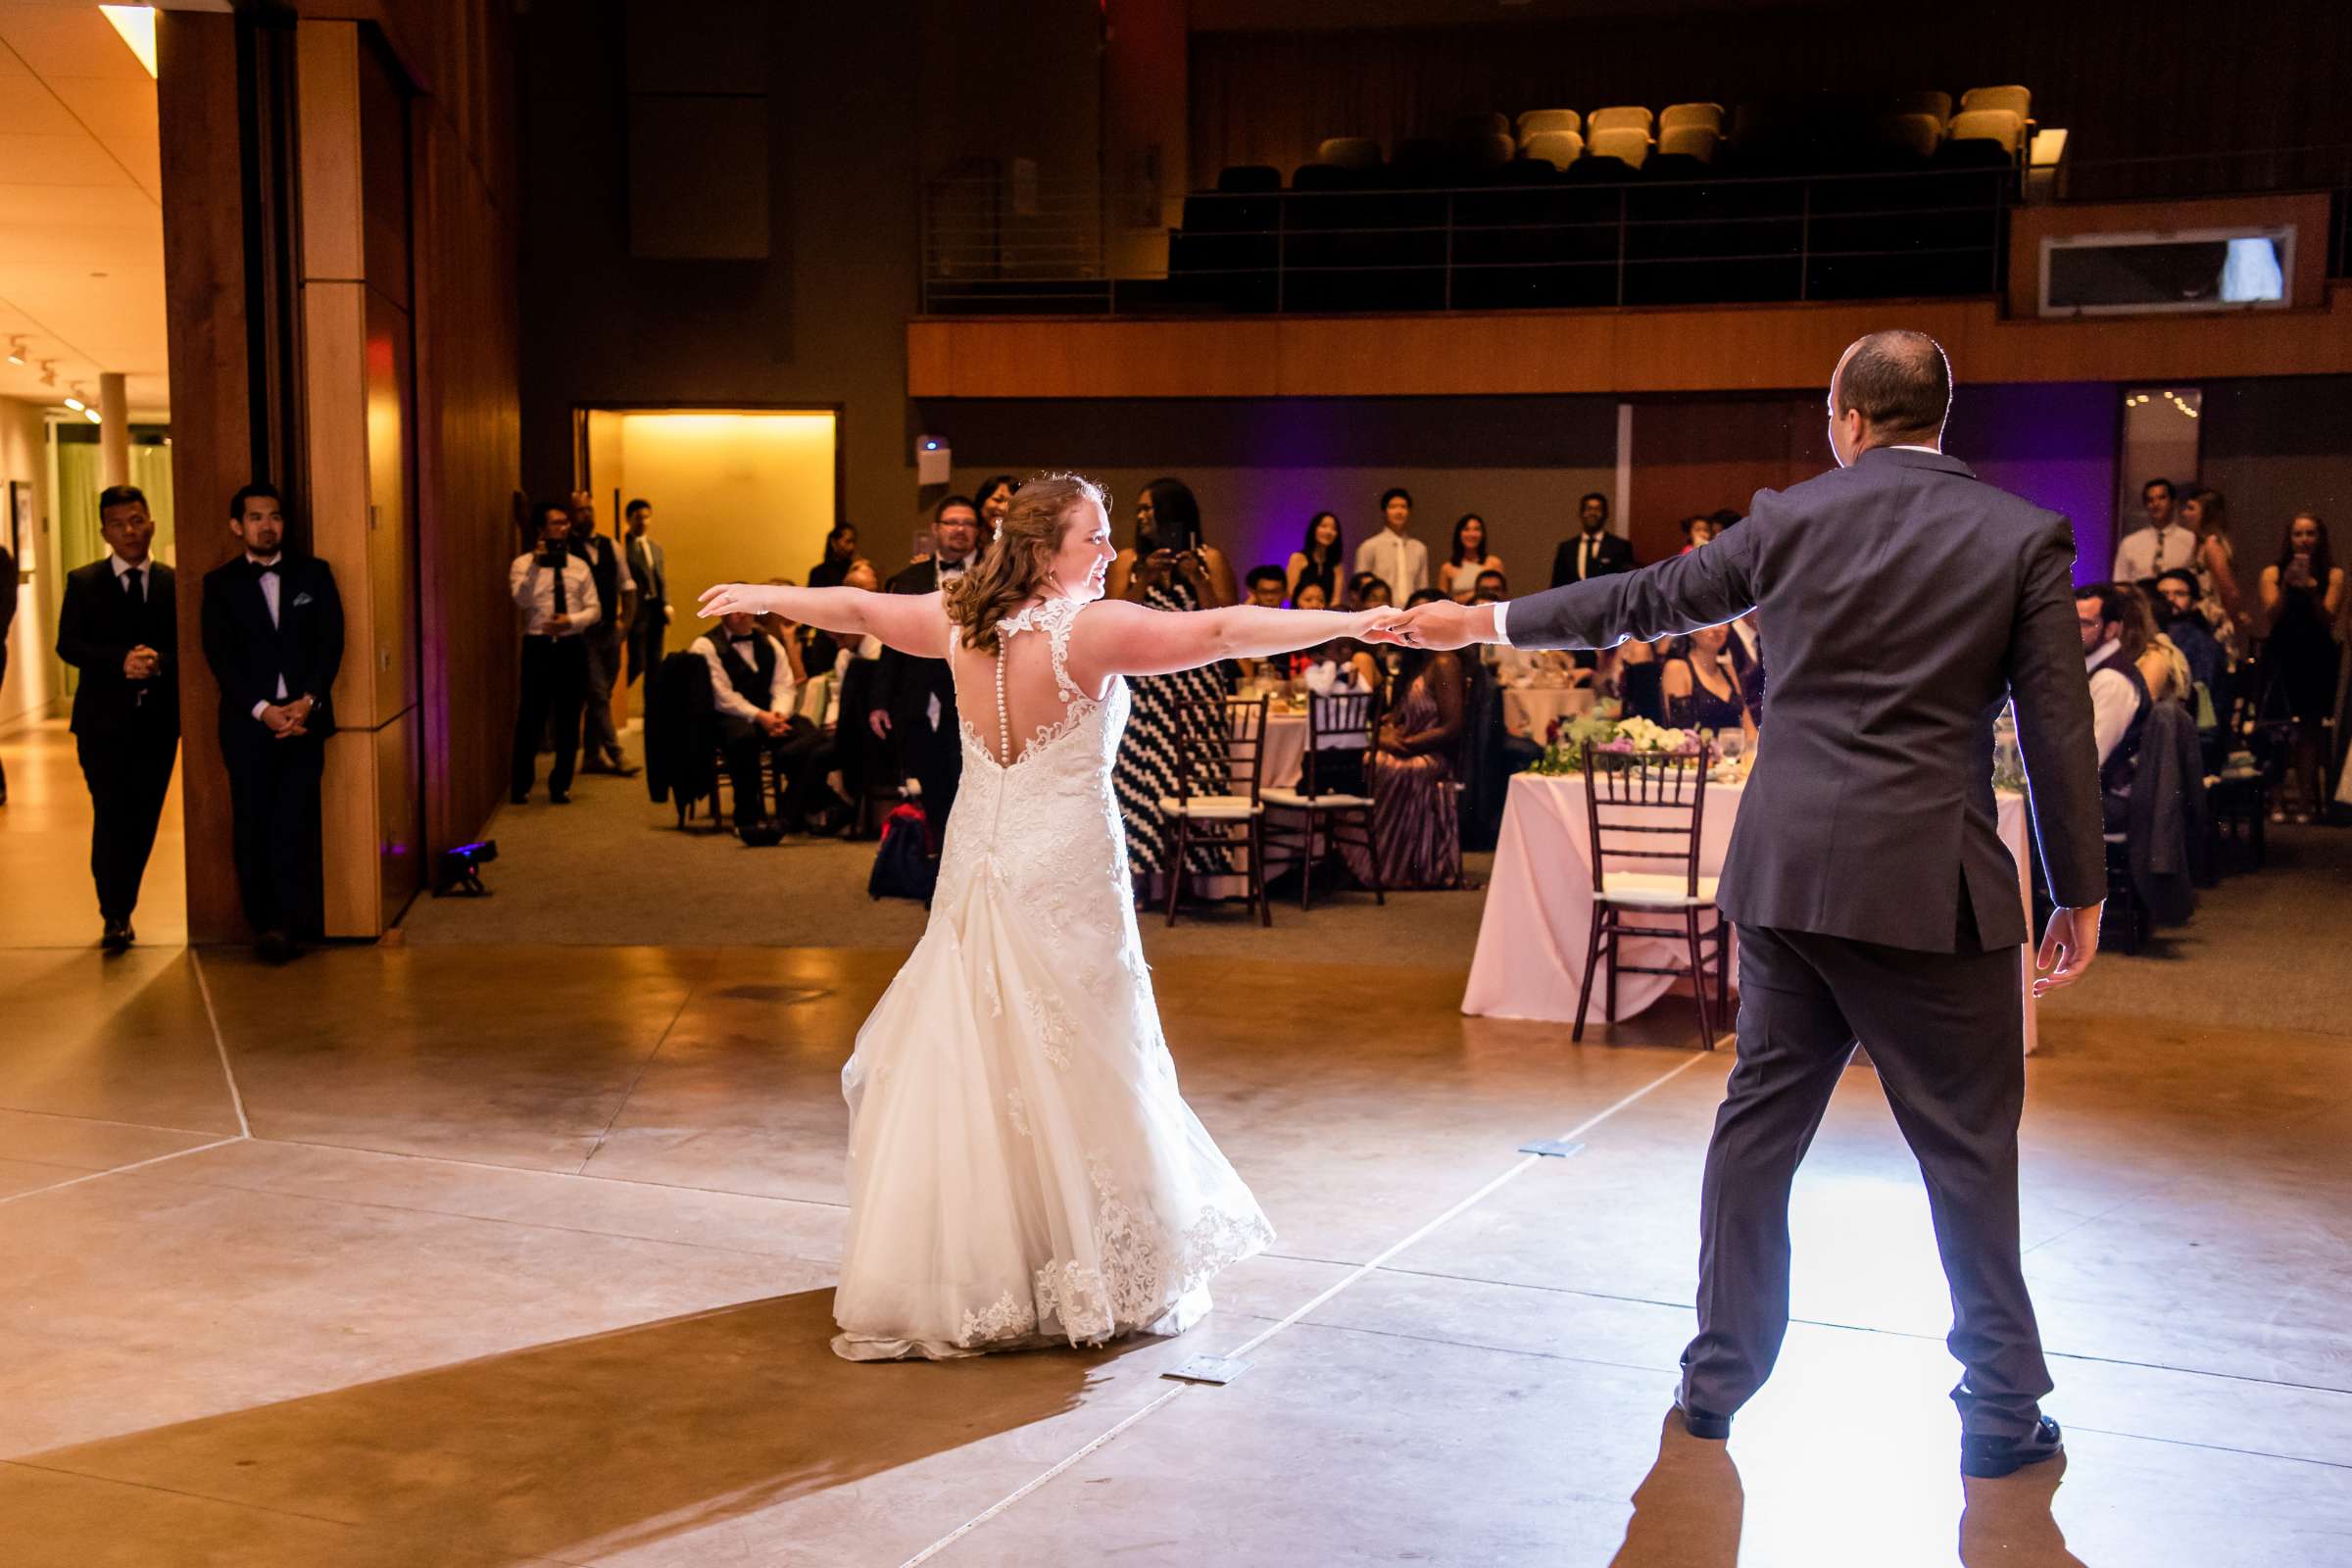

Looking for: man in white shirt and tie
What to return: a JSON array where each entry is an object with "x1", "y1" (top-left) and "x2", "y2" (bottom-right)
[
  {"x1": 1353, "y1": 487, "x2": 1429, "y2": 603},
  {"x1": 2078, "y1": 583, "x2": 2149, "y2": 833},
  {"x1": 2110, "y1": 477, "x2": 2199, "y2": 583},
  {"x1": 691, "y1": 609, "x2": 836, "y2": 833},
  {"x1": 508, "y1": 500, "x2": 602, "y2": 806}
]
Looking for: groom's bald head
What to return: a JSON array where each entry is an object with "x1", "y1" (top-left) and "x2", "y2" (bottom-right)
[{"x1": 1829, "y1": 330, "x2": 1952, "y2": 460}]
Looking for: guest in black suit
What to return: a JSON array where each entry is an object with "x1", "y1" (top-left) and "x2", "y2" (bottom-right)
[
  {"x1": 1548, "y1": 491, "x2": 1636, "y2": 588},
  {"x1": 567, "y1": 495, "x2": 634, "y2": 775},
  {"x1": 200, "y1": 483, "x2": 344, "y2": 961},
  {"x1": 509, "y1": 500, "x2": 601, "y2": 806},
  {"x1": 56, "y1": 485, "x2": 180, "y2": 951},
  {"x1": 622, "y1": 498, "x2": 668, "y2": 689},
  {"x1": 1384, "y1": 331, "x2": 2107, "y2": 1482},
  {"x1": 868, "y1": 494, "x2": 980, "y2": 822}
]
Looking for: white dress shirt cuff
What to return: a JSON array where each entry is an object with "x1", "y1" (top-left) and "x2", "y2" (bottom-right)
[
  {"x1": 1491, "y1": 601, "x2": 1513, "y2": 646},
  {"x1": 251, "y1": 700, "x2": 270, "y2": 720}
]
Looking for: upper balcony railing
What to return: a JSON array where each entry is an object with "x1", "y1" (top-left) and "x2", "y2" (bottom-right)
[{"x1": 919, "y1": 145, "x2": 2352, "y2": 318}]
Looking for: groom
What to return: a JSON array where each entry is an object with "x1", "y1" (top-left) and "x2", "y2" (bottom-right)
[{"x1": 1381, "y1": 331, "x2": 2105, "y2": 1480}]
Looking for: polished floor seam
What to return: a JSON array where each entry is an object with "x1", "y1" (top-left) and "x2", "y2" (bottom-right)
[
  {"x1": 0, "y1": 1104, "x2": 233, "y2": 1139},
  {"x1": 2065, "y1": 1421, "x2": 2352, "y2": 1471},
  {"x1": 187, "y1": 949, "x2": 254, "y2": 1140},
  {"x1": 0, "y1": 1136, "x2": 246, "y2": 1207},
  {"x1": 901, "y1": 1051, "x2": 1714, "y2": 1568},
  {"x1": 242, "y1": 1132, "x2": 857, "y2": 1207},
  {"x1": 573, "y1": 981, "x2": 702, "y2": 1176}
]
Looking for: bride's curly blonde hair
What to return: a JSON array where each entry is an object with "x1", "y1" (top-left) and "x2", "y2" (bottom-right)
[{"x1": 946, "y1": 471, "x2": 1108, "y2": 657}]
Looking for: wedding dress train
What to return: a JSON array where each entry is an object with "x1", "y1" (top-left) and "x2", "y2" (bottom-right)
[{"x1": 830, "y1": 596, "x2": 1273, "y2": 1360}]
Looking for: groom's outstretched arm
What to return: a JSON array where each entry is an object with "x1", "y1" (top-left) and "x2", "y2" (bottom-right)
[{"x1": 1501, "y1": 504, "x2": 1764, "y2": 651}]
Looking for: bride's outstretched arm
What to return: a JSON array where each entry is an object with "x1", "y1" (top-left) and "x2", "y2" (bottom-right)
[
  {"x1": 1073, "y1": 599, "x2": 1383, "y2": 680},
  {"x1": 697, "y1": 582, "x2": 951, "y2": 660}
]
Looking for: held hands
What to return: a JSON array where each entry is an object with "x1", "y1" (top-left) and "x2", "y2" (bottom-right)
[
  {"x1": 260, "y1": 695, "x2": 316, "y2": 740},
  {"x1": 122, "y1": 644, "x2": 162, "y2": 680},
  {"x1": 697, "y1": 583, "x2": 776, "y2": 619},
  {"x1": 2033, "y1": 904, "x2": 2102, "y2": 997},
  {"x1": 1363, "y1": 599, "x2": 1491, "y2": 651}
]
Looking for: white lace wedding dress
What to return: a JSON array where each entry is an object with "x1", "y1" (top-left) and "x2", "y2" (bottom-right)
[{"x1": 830, "y1": 595, "x2": 1274, "y2": 1360}]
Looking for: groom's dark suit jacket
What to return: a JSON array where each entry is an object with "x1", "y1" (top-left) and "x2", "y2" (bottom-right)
[{"x1": 1502, "y1": 445, "x2": 2104, "y2": 954}]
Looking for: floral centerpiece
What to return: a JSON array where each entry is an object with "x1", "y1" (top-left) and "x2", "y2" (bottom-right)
[{"x1": 1527, "y1": 712, "x2": 1705, "y2": 775}]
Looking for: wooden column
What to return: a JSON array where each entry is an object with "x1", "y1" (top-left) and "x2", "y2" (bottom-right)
[{"x1": 156, "y1": 10, "x2": 256, "y2": 943}]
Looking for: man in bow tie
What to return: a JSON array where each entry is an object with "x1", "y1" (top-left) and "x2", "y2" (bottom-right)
[
  {"x1": 200, "y1": 483, "x2": 345, "y2": 962},
  {"x1": 56, "y1": 484, "x2": 182, "y2": 951}
]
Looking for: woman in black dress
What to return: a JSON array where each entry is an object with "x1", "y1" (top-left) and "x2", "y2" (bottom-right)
[
  {"x1": 2259, "y1": 512, "x2": 2345, "y2": 821},
  {"x1": 1662, "y1": 624, "x2": 1758, "y2": 748},
  {"x1": 1286, "y1": 511, "x2": 1346, "y2": 605},
  {"x1": 1107, "y1": 478, "x2": 1239, "y2": 883}
]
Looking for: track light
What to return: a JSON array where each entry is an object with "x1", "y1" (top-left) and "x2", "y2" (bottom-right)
[
  {"x1": 63, "y1": 395, "x2": 85, "y2": 412},
  {"x1": 38, "y1": 360, "x2": 56, "y2": 386},
  {"x1": 4, "y1": 337, "x2": 24, "y2": 366},
  {"x1": 84, "y1": 409, "x2": 102, "y2": 424}
]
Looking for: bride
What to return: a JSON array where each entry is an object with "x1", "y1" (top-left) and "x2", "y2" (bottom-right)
[{"x1": 700, "y1": 473, "x2": 1386, "y2": 1360}]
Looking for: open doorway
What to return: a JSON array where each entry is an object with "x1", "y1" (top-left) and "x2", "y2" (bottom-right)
[
  {"x1": 0, "y1": 2, "x2": 181, "y2": 948},
  {"x1": 574, "y1": 407, "x2": 841, "y2": 730}
]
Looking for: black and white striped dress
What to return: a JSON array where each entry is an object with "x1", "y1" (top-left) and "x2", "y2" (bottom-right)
[{"x1": 1112, "y1": 576, "x2": 1234, "y2": 877}]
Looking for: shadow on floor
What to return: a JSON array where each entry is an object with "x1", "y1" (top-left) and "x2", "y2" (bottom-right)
[
  {"x1": 1609, "y1": 1409, "x2": 1742, "y2": 1567},
  {"x1": 17, "y1": 1289, "x2": 1117, "y2": 1563}
]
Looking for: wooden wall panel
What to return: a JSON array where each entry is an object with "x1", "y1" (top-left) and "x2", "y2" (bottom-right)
[
  {"x1": 1628, "y1": 397, "x2": 1829, "y2": 563},
  {"x1": 912, "y1": 287, "x2": 2352, "y2": 401},
  {"x1": 156, "y1": 10, "x2": 252, "y2": 943}
]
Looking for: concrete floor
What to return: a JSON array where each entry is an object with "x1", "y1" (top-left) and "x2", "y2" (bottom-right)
[{"x1": 3, "y1": 717, "x2": 2350, "y2": 1564}]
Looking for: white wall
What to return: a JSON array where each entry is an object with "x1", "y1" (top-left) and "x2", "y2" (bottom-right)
[{"x1": 0, "y1": 397, "x2": 61, "y2": 732}]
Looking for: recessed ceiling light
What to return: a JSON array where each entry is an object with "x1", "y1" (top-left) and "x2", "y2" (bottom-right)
[{"x1": 99, "y1": 6, "x2": 158, "y2": 79}]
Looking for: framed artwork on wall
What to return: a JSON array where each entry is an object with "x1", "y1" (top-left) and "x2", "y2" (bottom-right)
[{"x1": 7, "y1": 479, "x2": 29, "y2": 573}]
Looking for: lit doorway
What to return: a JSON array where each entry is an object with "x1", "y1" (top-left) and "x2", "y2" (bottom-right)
[{"x1": 574, "y1": 408, "x2": 842, "y2": 722}]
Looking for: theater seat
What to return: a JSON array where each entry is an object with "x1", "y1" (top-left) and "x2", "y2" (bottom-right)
[
  {"x1": 1657, "y1": 124, "x2": 1718, "y2": 163},
  {"x1": 1521, "y1": 129, "x2": 1583, "y2": 172},
  {"x1": 1588, "y1": 126, "x2": 1651, "y2": 168},
  {"x1": 1516, "y1": 108, "x2": 1581, "y2": 140},
  {"x1": 1588, "y1": 105, "x2": 1653, "y2": 136},
  {"x1": 1659, "y1": 102, "x2": 1723, "y2": 134},
  {"x1": 1318, "y1": 136, "x2": 1383, "y2": 172},
  {"x1": 1959, "y1": 84, "x2": 2032, "y2": 121}
]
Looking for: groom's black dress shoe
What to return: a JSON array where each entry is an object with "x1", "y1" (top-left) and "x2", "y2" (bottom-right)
[
  {"x1": 1674, "y1": 1393, "x2": 1732, "y2": 1441},
  {"x1": 1961, "y1": 1416, "x2": 2064, "y2": 1478}
]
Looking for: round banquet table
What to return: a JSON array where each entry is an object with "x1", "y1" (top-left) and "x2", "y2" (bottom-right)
[
  {"x1": 1462, "y1": 774, "x2": 2039, "y2": 1054},
  {"x1": 1500, "y1": 683, "x2": 1595, "y2": 742}
]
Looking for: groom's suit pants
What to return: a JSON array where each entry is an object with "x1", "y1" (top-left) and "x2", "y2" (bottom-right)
[{"x1": 1682, "y1": 915, "x2": 2052, "y2": 1441}]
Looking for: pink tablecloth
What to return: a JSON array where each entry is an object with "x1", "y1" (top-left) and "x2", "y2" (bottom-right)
[{"x1": 1462, "y1": 775, "x2": 2039, "y2": 1054}]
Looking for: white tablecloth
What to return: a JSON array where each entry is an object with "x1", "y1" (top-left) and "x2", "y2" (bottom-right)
[
  {"x1": 1462, "y1": 775, "x2": 2038, "y2": 1054},
  {"x1": 1500, "y1": 684, "x2": 1595, "y2": 742}
]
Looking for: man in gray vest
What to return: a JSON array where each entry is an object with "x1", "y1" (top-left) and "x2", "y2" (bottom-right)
[
  {"x1": 1379, "y1": 331, "x2": 2106, "y2": 1481},
  {"x1": 690, "y1": 609, "x2": 833, "y2": 833}
]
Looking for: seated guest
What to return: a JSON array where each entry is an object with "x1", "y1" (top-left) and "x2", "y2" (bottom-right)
[
  {"x1": 754, "y1": 576, "x2": 813, "y2": 687},
  {"x1": 1341, "y1": 590, "x2": 1466, "y2": 890},
  {"x1": 202, "y1": 483, "x2": 344, "y2": 961},
  {"x1": 1678, "y1": 514, "x2": 1715, "y2": 554},
  {"x1": 2080, "y1": 583, "x2": 2151, "y2": 833},
  {"x1": 1473, "y1": 567, "x2": 1508, "y2": 601},
  {"x1": 1237, "y1": 565, "x2": 1293, "y2": 680},
  {"x1": 692, "y1": 610, "x2": 838, "y2": 834},
  {"x1": 1345, "y1": 570, "x2": 1392, "y2": 612},
  {"x1": 808, "y1": 524, "x2": 858, "y2": 589},
  {"x1": 1287, "y1": 580, "x2": 1380, "y2": 692},
  {"x1": 826, "y1": 561, "x2": 891, "y2": 830},
  {"x1": 2116, "y1": 583, "x2": 2189, "y2": 706},
  {"x1": 1663, "y1": 623, "x2": 1759, "y2": 749},
  {"x1": 1605, "y1": 636, "x2": 1665, "y2": 723},
  {"x1": 974, "y1": 474, "x2": 1019, "y2": 542},
  {"x1": 2153, "y1": 568, "x2": 2229, "y2": 721},
  {"x1": 1438, "y1": 513, "x2": 1504, "y2": 601}
]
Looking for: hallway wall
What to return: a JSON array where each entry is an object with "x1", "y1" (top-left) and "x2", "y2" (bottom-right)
[{"x1": 0, "y1": 397, "x2": 59, "y2": 732}]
